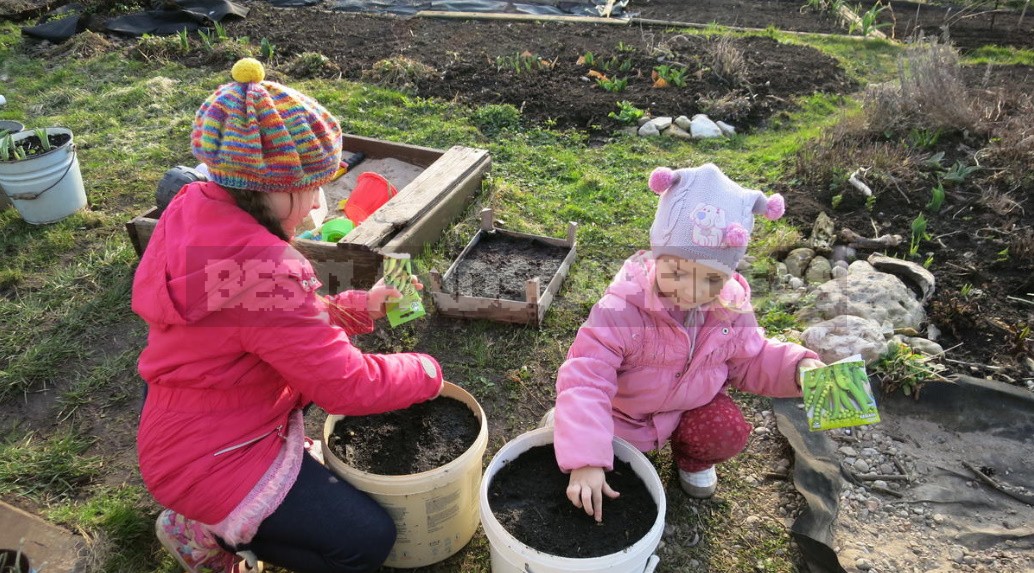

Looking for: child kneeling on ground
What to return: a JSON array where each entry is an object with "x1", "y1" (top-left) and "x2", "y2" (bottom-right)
[
  {"x1": 133, "y1": 59, "x2": 443, "y2": 573},
  {"x1": 549, "y1": 163, "x2": 824, "y2": 522}
]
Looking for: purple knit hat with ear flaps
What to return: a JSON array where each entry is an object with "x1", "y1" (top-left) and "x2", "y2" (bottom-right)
[{"x1": 648, "y1": 163, "x2": 785, "y2": 275}]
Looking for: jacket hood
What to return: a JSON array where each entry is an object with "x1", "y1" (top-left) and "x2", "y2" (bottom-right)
[
  {"x1": 131, "y1": 182, "x2": 304, "y2": 327},
  {"x1": 605, "y1": 250, "x2": 752, "y2": 318}
]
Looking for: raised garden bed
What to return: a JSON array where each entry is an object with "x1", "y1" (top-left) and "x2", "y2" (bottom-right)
[
  {"x1": 125, "y1": 134, "x2": 491, "y2": 290},
  {"x1": 429, "y1": 208, "x2": 577, "y2": 326}
]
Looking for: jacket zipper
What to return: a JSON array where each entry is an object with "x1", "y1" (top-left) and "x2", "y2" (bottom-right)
[{"x1": 213, "y1": 424, "x2": 285, "y2": 456}]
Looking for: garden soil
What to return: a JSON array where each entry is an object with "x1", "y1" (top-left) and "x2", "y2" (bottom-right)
[
  {"x1": 327, "y1": 396, "x2": 480, "y2": 475},
  {"x1": 486, "y1": 443, "x2": 657, "y2": 559},
  {"x1": 441, "y1": 233, "x2": 570, "y2": 301}
]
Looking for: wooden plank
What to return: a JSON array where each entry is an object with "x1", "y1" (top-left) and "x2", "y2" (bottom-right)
[
  {"x1": 347, "y1": 146, "x2": 491, "y2": 247},
  {"x1": 294, "y1": 240, "x2": 382, "y2": 292},
  {"x1": 382, "y1": 153, "x2": 491, "y2": 255},
  {"x1": 415, "y1": 10, "x2": 630, "y2": 25},
  {"x1": 341, "y1": 134, "x2": 443, "y2": 167},
  {"x1": 126, "y1": 207, "x2": 160, "y2": 256}
]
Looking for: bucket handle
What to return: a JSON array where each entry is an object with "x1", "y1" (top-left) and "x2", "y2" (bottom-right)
[
  {"x1": 643, "y1": 554, "x2": 660, "y2": 573},
  {"x1": 4, "y1": 144, "x2": 78, "y2": 201}
]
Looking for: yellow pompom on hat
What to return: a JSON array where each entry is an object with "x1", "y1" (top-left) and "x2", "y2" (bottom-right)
[{"x1": 191, "y1": 58, "x2": 342, "y2": 193}]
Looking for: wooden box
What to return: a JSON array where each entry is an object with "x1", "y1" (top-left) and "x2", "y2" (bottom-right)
[
  {"x1": 429, "y1": 209, "x2": 577, "y2": 326},
  {"x1": 126, "y1": 135, "x2": 491, "y2": 291}
]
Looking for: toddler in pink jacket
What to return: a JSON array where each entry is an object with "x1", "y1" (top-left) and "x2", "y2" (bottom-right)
[
  {"x1": 552, "y1": 163, "x2": 823, "y2": 522},
  {"x1": 134, "y1": 59, "x2": 443, "y2": 573}
]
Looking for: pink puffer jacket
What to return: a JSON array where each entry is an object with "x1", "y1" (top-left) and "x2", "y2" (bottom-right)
[
  {"x1": 553, "y1": 251, "x2": 818, "y2": 472},
  {"x1": 132, "y1": 182, "x2": 442, "y2": 524}
]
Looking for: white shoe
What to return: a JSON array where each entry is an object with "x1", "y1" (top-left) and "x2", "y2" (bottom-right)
[
  {"x1": 679, "y1": 466, "x2": 717, "y2": 499},
  {"x1": 538, "y1": 407, "x2": 555, "y2": 429}
]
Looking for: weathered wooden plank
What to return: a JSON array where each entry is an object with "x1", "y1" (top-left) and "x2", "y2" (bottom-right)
[
  {"x1": 348, "y1": 146, "x2": 491, "y2": 246},
  {"x1": 126, "y1": 207, "x2": 160, "y2": 257},
  {"x1": 415, "y1": 10, "x2": 630, "y2": 25},
  {"x1": 382, "y1": 153, "x2": 491, "y2": 255},
  {"x1": 341, "y1": 134, "x2": 442, "y2": 167}
]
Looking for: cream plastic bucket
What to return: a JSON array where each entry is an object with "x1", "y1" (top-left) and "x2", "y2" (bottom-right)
[
  {"x1": 323, "y1": 382, "x2": 488, "y2": 568},
  {"x1": 479, "y1": 427, "x2": 665, "y2": 573},
  {"x1": 0, "y1": 127, "x2": 86, "y2": 224}
]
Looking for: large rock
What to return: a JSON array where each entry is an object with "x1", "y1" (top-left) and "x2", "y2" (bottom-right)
[
  {"x1": 797, "y1": 271, "x2": 925, "y2": 330},
  {"x1": 801, "y1": 315, "x2": 889, "y2": 365}
]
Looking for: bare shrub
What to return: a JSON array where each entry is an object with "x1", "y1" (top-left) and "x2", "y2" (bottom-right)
[
  {"x1": 707, "y1": 35, "x2": 749, "y2": 89},
  {"x1": 697, "y1": 92, "x2": 753, "y2": 122},
  {"x1": 362, "y1": 57, "x2": 437, "y2": 93},
  {"x1": 982, "y1": 92, "x2": 1034, "y2": 187},
  {"x1": 284, "y1": 52, "x2": 341, "y2": 79},
  {"x1": 1008, "y1": 228, "x2": 1034, "y2": 265},
  {"x1": 863, "y1": 36, "x2": 980, "y2": 136},
  {"x1": 793, "y1": 111, "x2": 921, "y2": 199}
]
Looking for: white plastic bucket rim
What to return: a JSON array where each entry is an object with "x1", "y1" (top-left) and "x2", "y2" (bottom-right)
[
  {"x1": 322, "y1": 382, "x2": 488, "y2": 568},
  {"x1": 479, "y1": 427, "x2": 666, "y2": 573},
  {"x1": 323, "y1": 382, "x2": 488, "y2": 493},
  {"x1": 0, "y1": 126, "x2": 87, "y2": 224}
]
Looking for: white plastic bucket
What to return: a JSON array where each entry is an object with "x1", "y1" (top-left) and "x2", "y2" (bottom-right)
[
  {"x1": 322, "y1": 382, "x2": 488, "y2": 568},
  {"x1": 0, "y1": 127, "x2": 87, "y2": 224},
  {"x1": 479, "y1": 427, "x2": 665, "y2": 573}
]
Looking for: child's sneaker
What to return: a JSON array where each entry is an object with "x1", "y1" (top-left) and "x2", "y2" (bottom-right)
[
  {"x1": 155, "y1": 509, "x2": 236, "y2": 573},
  {"x1": 678, "y1": 466, "x2": 718, "y2": 499}
]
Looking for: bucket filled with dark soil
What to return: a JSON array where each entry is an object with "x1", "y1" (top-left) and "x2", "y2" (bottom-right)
[
  {"x1": 480, "y1": 427, "x2": 665, "y2": 572},
  {"x1": 323, "y1": 382, "x2": 488, "y2": 568}
]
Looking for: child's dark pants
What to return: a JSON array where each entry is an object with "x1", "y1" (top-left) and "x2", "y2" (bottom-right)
[
  {"x1": 670, "y1": 391, "x2": 753, "y2": 472},
  {"x1": 241, "y1": 453, "x2": 397, "y2": 573}
]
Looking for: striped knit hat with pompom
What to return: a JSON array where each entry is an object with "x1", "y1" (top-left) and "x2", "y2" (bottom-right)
[
  {"x1": 648, "y1": 163, "x2": 785, "y2": 276},
  {"x1": 192, "y1": 58, "x2": 342, "y2": 193}
]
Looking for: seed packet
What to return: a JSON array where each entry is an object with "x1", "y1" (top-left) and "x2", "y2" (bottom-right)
[
  {"x1": 801, "y1": 355, "x2": 881, "y2": 432},
  {"x1": 382, "y1": 254, "x2": 426, "y2": 328}
]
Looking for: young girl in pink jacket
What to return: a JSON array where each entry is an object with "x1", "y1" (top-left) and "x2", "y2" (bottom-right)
[
  {"x1": 132, "y1": 59, "x2": 443, "y2": 573},
  {"x1": 551, "y1": 163, "x2": 824, "y2": 522}
]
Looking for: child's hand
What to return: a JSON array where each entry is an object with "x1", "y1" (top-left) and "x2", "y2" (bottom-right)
[
  {"x1": 367, "y1": 276, "x2": 423, "y2": 320},
  {"x1": 796, "y1": 358, "x2": 826, "y2": 388},
  {"x1": 567, "y1": 466, "x2": 620, "y2": 523}
]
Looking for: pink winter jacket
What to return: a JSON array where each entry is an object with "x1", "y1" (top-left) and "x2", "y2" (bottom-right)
[
  {"x1": 132, "y1": 182, "x2": 442, "y2": 524},
  {"x1": 554, "y1": 251, "x2": 818, "y2": 472}
]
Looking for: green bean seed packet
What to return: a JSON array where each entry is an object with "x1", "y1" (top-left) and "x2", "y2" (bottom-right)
[
  {"x1": 801, "y1": 356, "x2": 881, "y2": 432},
  {"x1": 382, "y1": 254, "x2": 426, "y2": 328}
]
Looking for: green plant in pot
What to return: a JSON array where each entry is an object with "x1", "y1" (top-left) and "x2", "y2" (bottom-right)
[{"x1": 0, "y1": 125, "x2": 88, "y2": 224}]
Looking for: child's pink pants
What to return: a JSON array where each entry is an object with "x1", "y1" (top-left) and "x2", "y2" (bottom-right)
[{"x1": 670, "y1": 392, "x2": 752, "y2": 472}]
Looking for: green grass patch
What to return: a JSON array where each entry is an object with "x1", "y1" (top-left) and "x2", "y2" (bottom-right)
[{"x1": 964, "y1": 45, "x2": 1034, "y2": 67}]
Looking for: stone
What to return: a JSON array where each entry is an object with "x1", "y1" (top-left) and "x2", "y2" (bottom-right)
[
  {"x1": 638, "y1": 122, "x2": 661, "y2": 137},
  {"x1": 801, "y1": 315, "x2": 889, "y2": 364},
  {"x1": 804, "y1": 256, "x2": 832, "y2": 284},
  {"x1": 674, "y1": 115, "x2": 691, "y2": 130},
  {"x1": 797, "y1": 271, "x2": 926, "y2": 331},
  {"x1": 784, "y1": 247, "x2": 815, "y2": 278},
  {"x1": 715, "y1": 120, "x2": 736, "y2": 136},
  {"x1": 809, "y1": 211, "x2": 836, "y2": 252},
  {"x1": 689, "y1": 114, "x2": 723, "y2": 138},
  {"x1": 868, "y1": 254, "x2": 936, "y2": 303},
  {"x1": 662, "y1": 124, "x2": 692, "y2": 139}
]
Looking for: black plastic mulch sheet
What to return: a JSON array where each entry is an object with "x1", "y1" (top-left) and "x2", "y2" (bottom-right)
[
  {"x1": 775, "y1": 375, "x2": 1034, "y2": 573},
  {"x1": 105, "y1": 0, "x2": 249, "y2": 37},
  {"x1": 20, "y1": 3, "x2": 87, "y2": 43},
  {"x1": 325, "y1": 0, "x2": 629, "y2": 17}
]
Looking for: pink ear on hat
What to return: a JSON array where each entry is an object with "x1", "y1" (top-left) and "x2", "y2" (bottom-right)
[
  {"x1": 649, "y1": 167, "x2": 678, "y2": 195},
  {"x1": 764, "y1": 193, "x2": 785, "y2": 220},
  {"x1": 718, "y1": 279, "x2": 746, "y2": 309},
  {"x1": 724, "y1": 224, "x2": 750, "y2": 247}
]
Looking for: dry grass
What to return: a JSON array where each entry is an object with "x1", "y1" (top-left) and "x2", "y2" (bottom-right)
[
  {"x1": 863, "y1": 36, "x2": 981, "y2": 136},
  {"x1": 707, "y1": 35, "x2": 750, "y2": 90},
  {"x1": 361, "y1": 56, "x2": 437, "y2": 93}
]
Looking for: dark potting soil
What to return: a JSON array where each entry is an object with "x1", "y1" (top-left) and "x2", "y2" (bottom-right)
[
  {"x1": 487, "y1": 444, "x2": 657, "y2": 559},
  {"x1": 327, "y1": 396, "x2": 479, "y2": 475},
  {"x1": 443, "y1": 232, "x2": 570, "y2": 301}
]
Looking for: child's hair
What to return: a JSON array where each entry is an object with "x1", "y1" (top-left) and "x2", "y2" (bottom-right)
[{"x1": 225, "y1": 187, "x2": 290, "y2": 242}]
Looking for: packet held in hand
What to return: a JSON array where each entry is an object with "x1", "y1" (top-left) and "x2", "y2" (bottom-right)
[
  {"x1": 382, "y1": 254, "x2": 426, "y2": 328},
  {"x1": 801, "y1": 355, "x2": 881, "y2": 432}
]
